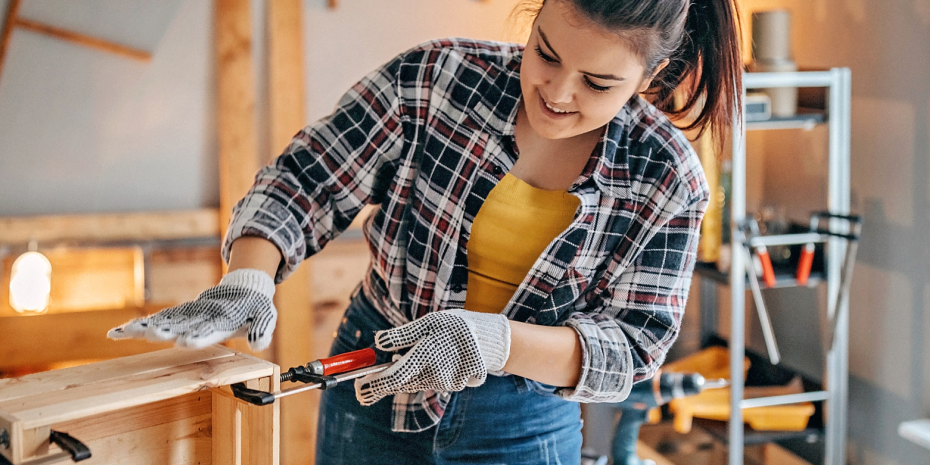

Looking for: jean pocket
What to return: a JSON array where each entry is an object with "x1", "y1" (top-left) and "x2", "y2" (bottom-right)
[{"x1": 330, "y1": 315, "x2": 368, "y2": 356}]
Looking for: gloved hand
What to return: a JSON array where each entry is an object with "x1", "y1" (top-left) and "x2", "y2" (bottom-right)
[
  {"x1": 107, "y1": 268, "x2": 277, "y2": 351},
  {"x1": 354, "y1": 309, "x2": 511, "y2": 406}
]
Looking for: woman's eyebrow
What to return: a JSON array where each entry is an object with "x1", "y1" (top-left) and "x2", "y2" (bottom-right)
[
  {"x1": 538, "y1": 28, "x2": 563, "y2": 61},
  {"x1": 537, "y1": 27, "x2": 626, "y2": 82}
]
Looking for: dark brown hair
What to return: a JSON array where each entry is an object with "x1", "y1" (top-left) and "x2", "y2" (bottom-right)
[{"x1": 518, "y1": 0, "x2": 743, "y2": 146}]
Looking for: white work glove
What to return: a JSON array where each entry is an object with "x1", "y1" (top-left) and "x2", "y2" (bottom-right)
[
  {"x1": 107, "y1": 268, "x2": 277, "y2": 351},
  {"x1": 354, "y1": 309, "x2": 511, "y2": 406}
]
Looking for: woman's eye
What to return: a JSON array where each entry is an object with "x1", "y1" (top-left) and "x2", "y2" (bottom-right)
[
  {"x1": 534, "y1": 45, "x2": 557, "y2": 64},
  {"x1": 584, "y1": 77, "x2": 611, "y2": 93}
]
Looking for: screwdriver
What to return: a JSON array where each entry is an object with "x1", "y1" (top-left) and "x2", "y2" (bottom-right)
[
  {"x1": 232, "y1": 348, "x2": 392, "y2": 406},
  {"x1": 281, "y1": 347, "x2": 378, "y2": 381}
]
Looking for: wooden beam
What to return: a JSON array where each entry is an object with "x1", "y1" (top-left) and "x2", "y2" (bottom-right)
[
  {"x1": 0, "y1": 305, "x2": 174, "y2": 369},
  {"x1": 215, "y1": 0, "x2": 260, "y2": 242},
  {"x1": 0, "y1": 209, "x2": 220, "y2": 244},
  {"x1": 268, "y1": 1, "x2": 316, "y2": 463},
  {"x1": 0, "y1": 0, "x2": 21, "y2": 81},
  {"x1": 269, "y1": 0, "x2": 307, "y2": 160},
  {"x1": 14, "y1": 18, "x2": 151, "y2": 61}
]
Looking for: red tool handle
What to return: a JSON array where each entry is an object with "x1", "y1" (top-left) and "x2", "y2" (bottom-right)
[
  {"x1": 317, "y1": 348, "x2": 377, "y2": 375},
  {"x1": 796, "y1": 243, "x2": 815, "y2": 285},
  {"x1": 756, "y1": 247, "x2": 777, "y2": 287}
]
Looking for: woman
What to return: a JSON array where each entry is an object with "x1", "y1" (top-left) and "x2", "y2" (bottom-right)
[{"x1": 110, "y1": 0, "x2": 741, "y2": 463}]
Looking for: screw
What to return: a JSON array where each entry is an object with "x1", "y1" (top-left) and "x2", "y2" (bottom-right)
[{"x1": 0, "y1": 428, "x2": 9, "y2": 450}]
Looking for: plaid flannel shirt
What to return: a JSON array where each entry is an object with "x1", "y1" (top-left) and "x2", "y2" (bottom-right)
[{"x1": 223, "y1": 38, "x2": 709, "y2": 432}]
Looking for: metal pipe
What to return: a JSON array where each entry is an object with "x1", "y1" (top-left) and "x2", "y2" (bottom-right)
[{"x1": 740, "y1": 391, "x2": 829, "y2": 409}]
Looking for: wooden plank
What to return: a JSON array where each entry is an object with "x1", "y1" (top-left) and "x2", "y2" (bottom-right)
[
  {"x1": 242, "y1": 370, "x2": 279, "y2": 465},
  {"x1": 53, "y1": 392, "x2": 212, "y2": 442},
  {"x1": 267, "y1": 1, "x2": 315, "y2": 462},
  {"x1": 55, "y1": 413, "x2": 213, "y2": 465},
  {"x1": 268, "y1": 0, "x2": 306, "y2": 157},
  {"x1": 215, "y1": 0, "x2": 260, "y2": 367},
  {"x1": 14, "y1": 18, "x2": 151, "y2": 61},
  {"x1": 215, "y1": 0, "x2": 260, "y2": 239},
  {"x1": 0, "y1": 415, "x2": 23, "y2": 464},
  {"x1": 0, "y1": 306, "x2": 175, "y2": 370},
  {"x1": 0, "y1": 346, "x2": 233, "y2": 402},
  {"x1": 5, "y1": 355, "x2": 274, "y2": 430},
  {"x1": 0, "y1": 0, "x2": 21, "y2": 83},
  {"x1": 18, "y1": 426, "x2": 48, "y2": 464},
  {"x1": 212, "y1": 389, "x2": 242, "y2": 465},
  {"x1": 0, "y1": 347, "x2": 275, "y2": 429},
  {"x1": 0, "y1": 209, "x2": 220, "y2": 244}
]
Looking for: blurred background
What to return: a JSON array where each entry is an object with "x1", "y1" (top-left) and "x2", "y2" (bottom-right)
[{"x1": 0, "y1": 1, "x2": 927, "y2": 464}]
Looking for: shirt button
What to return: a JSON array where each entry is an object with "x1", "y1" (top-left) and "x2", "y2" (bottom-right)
[
  {"x1": 492, "y1": 165, "x2": 503, "y2": 175},
  {"x1": 451, "y1": 283, "x2": 464, "y2": 293}
]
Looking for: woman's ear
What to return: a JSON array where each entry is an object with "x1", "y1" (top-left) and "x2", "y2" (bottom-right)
[{"x1": 638, "y1": 59, "x2": 670, "y2": 93}]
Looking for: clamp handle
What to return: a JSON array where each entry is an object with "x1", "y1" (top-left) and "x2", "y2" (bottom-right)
[
  {"x1": 50, "y1": 431, "x2": 91, "y2": 462},
  {"x1": 0, "y1": 430, "x2": 91, "y2": 465},
  {"x1": 230, "y1": 383, "x2": 277, "y2": 406}
]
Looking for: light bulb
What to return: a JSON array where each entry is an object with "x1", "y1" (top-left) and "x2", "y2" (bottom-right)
[{"x1": 10, "y1": 251, "x2": 52, "y2": 313}]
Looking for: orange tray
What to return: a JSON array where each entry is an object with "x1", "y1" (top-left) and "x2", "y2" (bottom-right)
[{"x1": 662, "y1": 347, "x2": 814, "y2": 433}]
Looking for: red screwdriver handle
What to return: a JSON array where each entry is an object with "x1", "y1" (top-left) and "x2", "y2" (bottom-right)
[
  {"x1": 796, "y1": 243, "x2": 815, "y2": 285},
  {"x1": 313, "y1": 348, "x2": 377, "y2": 376},
  {"x1": 756, "y1": 247, "x2": 777, "y2": 288}
]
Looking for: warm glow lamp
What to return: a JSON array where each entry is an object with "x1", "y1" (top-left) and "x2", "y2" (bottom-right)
[{"x1": 9, "y1": 250, "x2": 52, "y2": 313}]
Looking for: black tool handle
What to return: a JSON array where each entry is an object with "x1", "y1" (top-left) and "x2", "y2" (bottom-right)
[
  {"x1": 49, "y1": 430, "x2": 91, "y2": 462},
  {"x1": 231, "y1": 383, "x2": 277, "y2": 406}
]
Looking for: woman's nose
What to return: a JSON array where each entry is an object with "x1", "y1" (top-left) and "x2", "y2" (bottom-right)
[{"x1": 543, "y1": 73, "x2": 574, "y2": 104}]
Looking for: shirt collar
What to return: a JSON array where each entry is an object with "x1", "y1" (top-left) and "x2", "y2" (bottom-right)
[{"x1": 571, "y1": 98, "x2": 637, "y2": 198}]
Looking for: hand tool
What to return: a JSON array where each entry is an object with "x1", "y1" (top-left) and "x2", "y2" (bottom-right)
[
  {"x1": 741, "y1": 219, "x2": 781, "y2": 365},
  {"x1": 811, "y1": 212, "x2": 862, "y2": 352},
  {"x1": 610, "y1": 371, "x2": 728, "y2": 465},
  {"x1": 0, "y1": 430, "x2": 91, "y2": 465},
  {"x1": 795, "y1": 241, "x2": 816, "y2": 286},
  {"x1": 746, "y1": 219, "x2": 777, "y2": 287},
  {"x1": 232, "y1": 348, "x2": 392, "y2": 406}
]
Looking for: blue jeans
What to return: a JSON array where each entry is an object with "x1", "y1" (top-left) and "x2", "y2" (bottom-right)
[{"x1": 316, "y1": 287, "x2": 584, "y2": 465}]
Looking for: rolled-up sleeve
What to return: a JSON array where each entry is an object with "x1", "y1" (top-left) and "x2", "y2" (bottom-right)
[
  {"x1": 221, "y1": 54, "x2": 410, "y2": 282},
  {"x1": 557, "y1": 187, "x2": 707, "y2": 403}
]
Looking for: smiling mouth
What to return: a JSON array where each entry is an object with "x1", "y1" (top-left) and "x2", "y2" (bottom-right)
[{"x1": 541, "y1": 96, "x2": 576, "y2": 116}]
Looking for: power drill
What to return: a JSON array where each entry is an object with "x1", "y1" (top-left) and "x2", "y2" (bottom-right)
[{"x1": 610, "y1": 371, "x2": 727, "y2": 465}]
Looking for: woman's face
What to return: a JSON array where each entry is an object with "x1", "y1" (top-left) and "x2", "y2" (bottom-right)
[{"x1": 520, "y1": 0, "x2": 656, "y2": 141}]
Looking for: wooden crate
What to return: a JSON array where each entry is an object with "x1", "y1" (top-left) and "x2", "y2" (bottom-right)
[{"x1": 0, "y1": 347, "x2": 280, "y2": 465}]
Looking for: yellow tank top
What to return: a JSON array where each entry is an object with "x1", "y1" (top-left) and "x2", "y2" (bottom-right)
[{"x1": 464, "y1": 173, "x2": 580, "y2": 314}]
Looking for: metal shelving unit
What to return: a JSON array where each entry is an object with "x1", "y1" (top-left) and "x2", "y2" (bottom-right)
[{"x1": 700, "y1": 68, "x2": 852, "y2": 465}]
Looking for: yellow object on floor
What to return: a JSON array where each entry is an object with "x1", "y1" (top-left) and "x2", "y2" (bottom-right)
[{"x1": 663, "y1": 347, "x2": 815, "y2": 433}]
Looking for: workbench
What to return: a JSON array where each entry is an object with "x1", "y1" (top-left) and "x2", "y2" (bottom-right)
[{"x1": 0, "y1": 346, "x2": 280, "y2": 465}]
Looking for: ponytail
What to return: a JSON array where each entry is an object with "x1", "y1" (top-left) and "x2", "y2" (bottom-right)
[
  {"x1": 549, "y1": 0, "x2": 743, "y2": 147},
  {"x1": 651, "y1": 0, "x2": 743, "y2": 147}
]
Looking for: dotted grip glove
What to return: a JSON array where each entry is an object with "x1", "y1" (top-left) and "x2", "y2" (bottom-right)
[
  {"x1": 107, "y1": 269, "x2": 277, "y2": 351},
  {"x1": 355, "y1": 309, "x2": 511, "y2": 406}
]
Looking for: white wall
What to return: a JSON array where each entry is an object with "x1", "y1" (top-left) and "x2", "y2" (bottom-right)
[
  {"x1": 0, "y1": 0, "x2": 215, "y2": 216},
  {"x1": 0, "y1": 0, "x2": 525, "y2": 217}
]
